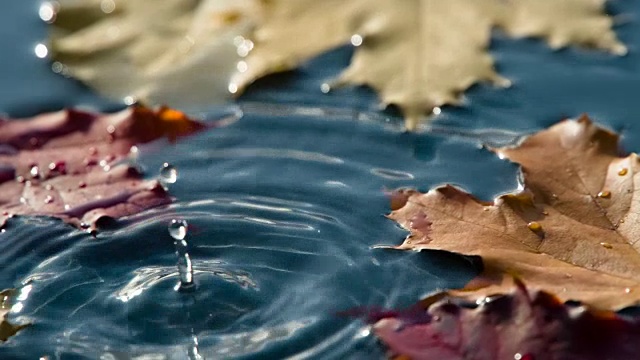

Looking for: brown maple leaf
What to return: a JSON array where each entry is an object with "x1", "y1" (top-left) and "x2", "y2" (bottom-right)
[
  {"x1": 372, "y1": 280, "x2": 640, "y2": 360},
  {"x1": 0, "y1": 105, "x2": 207, "y2": 230},
  {"x1": 387, "y1": 116, "x2": 640, "y2": 310}
]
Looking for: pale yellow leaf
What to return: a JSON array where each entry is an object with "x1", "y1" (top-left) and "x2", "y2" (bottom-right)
[
  {"x1": 50, "y1": 0, "x2": 253, "y2": 108},
  {"x1": 233, "y1": 0, "x2": 626, "y2": 130}
]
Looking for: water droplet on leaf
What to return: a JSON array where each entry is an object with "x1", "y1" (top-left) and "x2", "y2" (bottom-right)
[{"x1": 527, "y1": 221, "x2": 542, "y2": 232}]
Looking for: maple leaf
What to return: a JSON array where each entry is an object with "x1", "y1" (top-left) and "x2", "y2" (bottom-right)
[
  {"x1": 0, "y1": 105, "x2": 206, "y2": 231},
  {"x1": 49, "y1": 0, "x2": 252, "y2": 107},
  {"x1": 386, "y1": 116, "x2": 640, "y2": 310},
  {"x1": 372, "y1": 280, "x2": 640, "y2": 360},
  {"x1": 1, "y1": 288, "x2": 28, "y2": 342},
  {"x1": 232, "y1": 0, "x2": 626, "y2": 130}
]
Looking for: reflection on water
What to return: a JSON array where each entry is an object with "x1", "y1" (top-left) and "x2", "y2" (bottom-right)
[{"x1": 3, "y1": 0, "x2": 640, "y2": 358}]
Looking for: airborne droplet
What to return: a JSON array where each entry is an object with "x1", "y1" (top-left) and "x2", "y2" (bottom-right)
[
  {"x1": 169, "y1": 219, "x2": 195, "y2": 292},
  {"x1": 159, "y1": 163, "x2": 178, "y2": 185},
  {"x1": 168, "y1": 218, "x2": 188, "y2": 240}
]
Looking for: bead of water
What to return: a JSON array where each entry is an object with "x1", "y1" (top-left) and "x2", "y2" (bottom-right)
[
  {"x1": 160, "y1": 163, "x2": 178, "y2": 185},
  {"x1": 169, "y1": 219, "x2": 196, "y2": 292}
]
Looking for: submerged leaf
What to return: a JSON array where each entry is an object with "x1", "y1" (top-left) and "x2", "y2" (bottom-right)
[
  {"x1": 387, "y1": 116, "x2": 640, "y2": 310},
  {"x1": 233, "y1": 0, "x2": 625, "y2": 130},
  {"x1": 0, "y1": 105, "x2": 206, "y2": 230},
  {"x1": 373, "y1": 281, "x2": 640, "y2": 360},
  {"x1": 1, "y1": 289, "x2": 27, "y2": 342},
  {"x1": 49, "y1": 0, "x2": 252, "y2": 107}
]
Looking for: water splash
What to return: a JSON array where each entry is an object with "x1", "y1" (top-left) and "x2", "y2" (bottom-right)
[{"x1": 169, "y1": 219, "x2": 196, "y2": 292}]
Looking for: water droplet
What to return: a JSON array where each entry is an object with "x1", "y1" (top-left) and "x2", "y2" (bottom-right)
[
  {"x1": 350, "y1": 34, "x2": 363, "y2": 47},
  {"x1": 44, "y1": 195, "x2": 53, "y2": 204},
  {"x1": 618, "y1": 168, "x2": 628, "y2": 176},
  {"x1": 237, "y1": 61, "x2": 248, "y2": 73},
  {"x1": 30, "y1": 165, "x2": 40, "y2": 179},
  {"x1": 432, "y1": 107, "x2": 442, "y2": 115},
  {"x1": 123, "y1": 96, "x2": 136, "y2": 105},
  {"x1": 45, "y1": 184, "x2": 53, "y2": 191},
  {"x1": 160, "y1": 163, "x2": 178, "y2": 184},
  {"x1": 39, "y1": 2, "x2": 57, "y2": 23},
  {"x1": 34, "y1": 43, "x2": 48, "y2": 59},
  {"x1": 106, "y1": 124, "x2": 116, "y2": 134},
  {"x1": 228, "y1": 83, "x2": 238, "y2": 94},
  {"x1": 320, "y1": 83, "x2": 331, "y2": 94},
  {"x1": 16, "y1": 176, "x2": 25, "y2": 183},
  {"x1": 169, "y1": 219, "x2": 195, "y2": 292},
  {"x1": 100, "y1": 0, "x2": 116, "y2": 14},
  {"x1": 597, "y1": 190, "x2": 611, "y2": 199},
  {"x1": 600, "y1": 242, "x2": 613, "y2": 249},
  {"x1": 625, "y1": 288, "x2": 632, "y2": 294},
  {"x1": 527, "y1": 221, "x2": 542, "y2": 232},
  {"x1": 541, "y1": 210, "x2": 549, "y2": 215},
  {"x1": 51, "y1": 61, "x2": 64, "y2": 73},
  {"x1": 169, "y1": 219, "x2": 188, "y2": 241}
]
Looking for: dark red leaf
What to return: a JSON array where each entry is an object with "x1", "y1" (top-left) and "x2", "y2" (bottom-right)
[{"x1": 0, "y1": 105, "x2": 207, "y2": 230}]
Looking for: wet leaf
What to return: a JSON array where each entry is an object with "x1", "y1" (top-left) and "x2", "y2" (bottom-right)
[
  {"x1": 387, "y1": 116, "x2": 640, "y2": 310},
  {"x1": 49, "y1": 0, "x2": 252, "y2": 107},
  {"x1": 373, "y1": 280, "x2": 640, "y2": 360},
  {"x1": 0, "y1": 105, "x2": 206, "y2": 230},
  {"x1": 1, "y1": 289, "x2": 27, "y2": 342},
  {"x1": 233, "y1": 0, "x2": 625, "y2": 130}
]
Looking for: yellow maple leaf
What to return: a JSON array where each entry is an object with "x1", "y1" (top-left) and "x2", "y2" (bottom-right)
[
  {"x1": 233, "y1": 0, "x2": 626, "y2": 130},
  {"x1": 49, "y1": 0, "x2": 252, "y2": 108}
]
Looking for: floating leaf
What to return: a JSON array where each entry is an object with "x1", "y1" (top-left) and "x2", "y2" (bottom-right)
[
  {"x1": 1, "y1": 289, "x2": 27, "y2": 342},
  {"x1": 233, "y1": 0, "x2": 625, "y2": 130},
  {"x1": 373, "y1": 281, "x2": 640, "y2": 360},
  {"x1": 49, "y1": 0, "x2": 253, "y2": 107},
  {"x1": 0, "y1": 105, "x2": 206, "y2": 230},
  {"x1": 387, "y1": 116, "x2": 640, "y2": 310}
]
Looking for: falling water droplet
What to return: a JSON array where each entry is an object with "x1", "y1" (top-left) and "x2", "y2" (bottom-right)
[
  {"x1": 169, "y1": 219, "x2": 188, "y2": 240},
  {"x1": 618, "y1": 168, "x2": 628, "y2": 176},
  {"x1": 169, "y1": 219, "x2": 195, "y2": 292},
  {"x1": 597, "y1": 190, "x2": 611, "y2": 199},
  {"x1": 160, "y1": 163, "x2": 178, "y2": 184}
]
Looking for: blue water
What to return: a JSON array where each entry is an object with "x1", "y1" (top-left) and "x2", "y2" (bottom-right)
[{"x1": 1, "y1": 1, "x2": 640, "y2": 359}]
